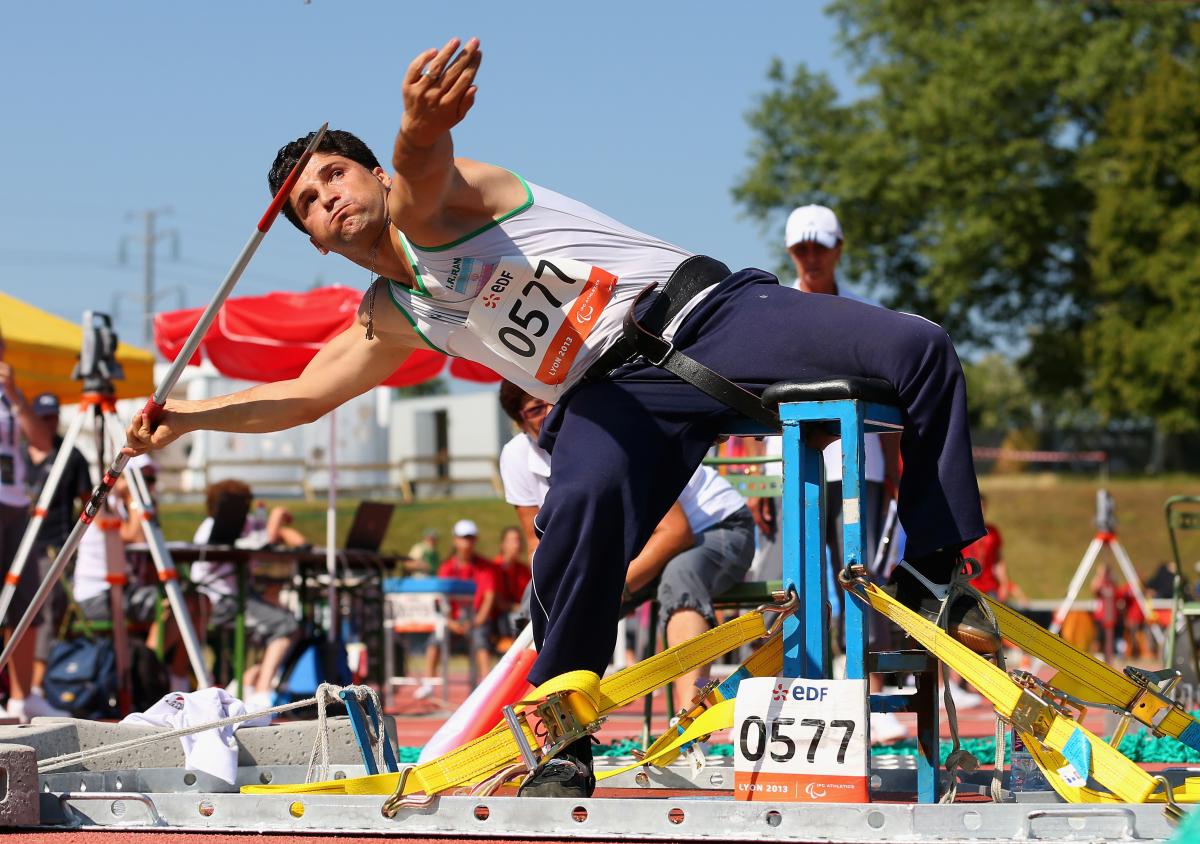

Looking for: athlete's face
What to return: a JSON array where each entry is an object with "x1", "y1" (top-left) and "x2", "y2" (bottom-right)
[{"x1": 289, "y1": 153, "x2": 391, "y2": 254}]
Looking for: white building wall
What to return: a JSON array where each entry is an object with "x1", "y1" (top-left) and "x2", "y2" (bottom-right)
[{"x1": 387, "y1": 390, "x2": 511, "y2": 499}]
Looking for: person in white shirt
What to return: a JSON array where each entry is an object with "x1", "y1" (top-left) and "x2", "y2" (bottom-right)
[
  {"x1": 192, "y1": 479, "x2": 303, "y2": 710},
  {"x1": 498, "y1": 381, "x2": 754, "y2": 705},
  {"x1": 752, "y1": 205, "x2": 900, "y2": 579},
  {"x1": 72, "y1": 454, "x2": 195, "y2": 691}
]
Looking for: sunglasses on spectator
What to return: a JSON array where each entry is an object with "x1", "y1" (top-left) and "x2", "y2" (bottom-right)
[{"x1": 519, "y1": 401, "x2": 550, "y2": 421}]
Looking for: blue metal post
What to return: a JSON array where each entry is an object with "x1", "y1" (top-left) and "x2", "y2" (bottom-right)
[
  {"x1": 779, "y1": 411, "x2": 805, "y2": 677},
  {"x1": 839, "y1": 402, "x2": 868, "y2": 682}
]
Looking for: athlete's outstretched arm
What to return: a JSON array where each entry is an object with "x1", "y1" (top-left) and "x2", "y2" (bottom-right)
[
  {"x1": 123, "y1": 308, "x2": 415, "y2": 455},
  {"x1": 388, "y1": 37, "x2": 481, "y2": 229}
]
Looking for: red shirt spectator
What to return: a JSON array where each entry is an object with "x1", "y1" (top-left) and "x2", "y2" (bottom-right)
[
  {"x1": 495, "y1": 553, "x2": 531, "y2": 607},
  {"x1": 438, "y1": 553, "x2": 500, "y2": 617},
  {"x1": 1115, "y1": 582, "x2": 1146, "y2": 626},
  {"x1": 963, "y1": 524, "x2": 1002, "y2": 596}
]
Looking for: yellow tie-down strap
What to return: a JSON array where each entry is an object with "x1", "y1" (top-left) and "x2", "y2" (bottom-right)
[
  {"x1": 634, "y1": 633, "x2": 784, "y2": 770},
  {"x1": 243, "y1": 609, "x2": 775, "y2": 797},
  {"x1": 980, "y1": 593, "x2": 1200, "y2": 750},
  {"x1": 842, "y1": 578, "x2": 1177, "y2": 811}
]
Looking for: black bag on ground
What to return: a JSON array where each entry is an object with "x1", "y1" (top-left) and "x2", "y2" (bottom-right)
[{"x1": 43, "y1": 637, "x2": 118, "y2": 719}]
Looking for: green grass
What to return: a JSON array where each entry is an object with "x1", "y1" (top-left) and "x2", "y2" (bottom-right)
[
  {"x1": 157, "y1": 474, "x2": 1200, "y2": 598},
  {"x1": 979, "y1": 474, "x2": 1200, "y2": 598}
]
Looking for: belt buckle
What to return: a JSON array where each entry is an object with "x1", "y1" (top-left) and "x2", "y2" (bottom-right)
[{"x1": 645, "y1": 339, "x2": 675, "y2": 368}]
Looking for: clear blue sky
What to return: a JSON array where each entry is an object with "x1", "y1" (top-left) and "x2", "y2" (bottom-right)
[{"x1": 0, "y1": 2, "x2": 855, "y2": 355}]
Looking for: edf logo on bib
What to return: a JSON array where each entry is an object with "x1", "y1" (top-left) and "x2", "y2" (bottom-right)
[{"x1": 791, "y1": 683, "x2": 829, "y2": 702}]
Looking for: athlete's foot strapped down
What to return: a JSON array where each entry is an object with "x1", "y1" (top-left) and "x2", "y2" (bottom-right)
[
  {"x1": 889, "y1": 554, "x2": 1001, "y2": 655},
  {"x1": 518, "y1": 736, "x2": 596, "y2": 799}
]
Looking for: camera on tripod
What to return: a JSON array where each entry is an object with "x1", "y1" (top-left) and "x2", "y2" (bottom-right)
[
  {"x1": 70, "y1": 311, "x2": 125, "y2": 395},
  {"x1": 1096, "y1": 489, "x2": 1117, "y2": 534}
]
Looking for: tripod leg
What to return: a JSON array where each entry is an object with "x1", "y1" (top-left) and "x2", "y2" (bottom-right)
[
  {"x1": 102, "y1": 508, "x2": 134, "y2": 715},
  {"x1": 1049, "y1": 537, "x2": 1104, "y2": 637},
  {"x1": 104, "y1": 410, "x2": 212, "y2": 688},
  {"x1": 0, "y1": 408, "x2": 90, "y2": 628},
  {"x1": 1111, "y1": 538, "x2": 1164, "y2": 647}
]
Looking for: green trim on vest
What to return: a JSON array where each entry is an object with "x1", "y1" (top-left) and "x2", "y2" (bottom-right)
[{"x1": 385, "y1": 282, "x2": 451, "y2": 355}]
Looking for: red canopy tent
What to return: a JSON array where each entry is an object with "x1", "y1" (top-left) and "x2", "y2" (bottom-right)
[{"x1": 153, "y1": 285, "x2": 500, "y2": 386}]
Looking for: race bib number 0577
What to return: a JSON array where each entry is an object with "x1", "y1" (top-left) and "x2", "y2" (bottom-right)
[
  {"x1": 466, "y1": 256, "x2": 617, "y2": 385},
  {"x1": 733, "y1": 677, "x2": 868, "y2": 803}
]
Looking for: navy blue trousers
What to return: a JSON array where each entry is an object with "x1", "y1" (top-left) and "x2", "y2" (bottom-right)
[{"x1": 528, "y1": 269, "x2": 984, "y2": 685}]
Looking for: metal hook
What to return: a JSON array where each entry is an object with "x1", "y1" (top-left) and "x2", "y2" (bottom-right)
[
  {"x1": 757, "y1": 587, "x2": 799, "y2": 639},
  {"x1": 381, "y1": 766, "x2": 436, "y2": 819}
]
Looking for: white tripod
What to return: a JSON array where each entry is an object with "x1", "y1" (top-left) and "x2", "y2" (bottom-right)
[
  {"x1": 0, "y1": 318, "x2": 211, "y2": 702},
  {"x1": 1048, "y1": 489, "x2": 1162, "y2": 659}
]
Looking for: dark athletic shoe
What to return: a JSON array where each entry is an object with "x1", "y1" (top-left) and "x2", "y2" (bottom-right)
[
  {"x1": 518, "y1": 740, "x2": 596, "y2": 798},
  {"x1": 889, "y1": 565, "x2": 1001, "y2": 655}
]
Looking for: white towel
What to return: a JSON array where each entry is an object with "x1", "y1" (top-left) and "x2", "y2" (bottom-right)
[{"x1": 122, "y1": 688, "x2": 273, "y2": 784}]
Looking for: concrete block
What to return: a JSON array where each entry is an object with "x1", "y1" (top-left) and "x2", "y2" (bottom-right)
[
  {"x1": 0, "y1": 744, "x2": 39, "y2": 827},
  {"x1": 0, "y1": 714, "x2": 398, "y2": 773}
]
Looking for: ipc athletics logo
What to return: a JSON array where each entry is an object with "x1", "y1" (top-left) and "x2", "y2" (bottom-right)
[
  {"x1": 481, "y1": 292, "x2": 501, "y2": 309},
  {"x1": 805, "y1": 782, "x2": 827, "y2": 800}
]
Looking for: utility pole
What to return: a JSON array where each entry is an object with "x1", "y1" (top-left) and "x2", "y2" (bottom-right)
[{"x1": 119, "y1": 208, "x2": 179, "y2": 348}]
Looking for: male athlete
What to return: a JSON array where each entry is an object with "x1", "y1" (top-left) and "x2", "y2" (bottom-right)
[{"x1": 127, "y1": 37, "x2": 994, "y2": 797}]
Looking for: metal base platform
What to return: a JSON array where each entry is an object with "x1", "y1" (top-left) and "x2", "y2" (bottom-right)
[{"x1": 28, "y1": 758, "x2": 1189, "y2": 842}]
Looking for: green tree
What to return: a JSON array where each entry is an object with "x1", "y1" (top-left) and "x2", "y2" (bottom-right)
[
  {"x1": 1083, "y1": 48, "x2": 1200, "y2": 432},
  {"x1": 962, "y1": 353, "x2": 1033, "y2": 432},
  {"x1": 733, "y1": 2, "x2": 1198, "y2": 425}
]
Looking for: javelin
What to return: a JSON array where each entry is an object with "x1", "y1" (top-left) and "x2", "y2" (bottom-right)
[{"x1": 0, "y1": 123, "x2": 329, "y2": 676}]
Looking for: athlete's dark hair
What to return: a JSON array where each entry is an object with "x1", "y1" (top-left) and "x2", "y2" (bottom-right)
[
  {"x1": 268, "y1": 129, "x2": 383, "y2": 234},
  {"x1": 498, "y1": 380, "x2": 532, "y2": 424}
]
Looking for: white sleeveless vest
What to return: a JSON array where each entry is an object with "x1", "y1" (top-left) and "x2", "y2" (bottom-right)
[{"x1": 386, "y1": 175, "x2": 702, "y2": 401}]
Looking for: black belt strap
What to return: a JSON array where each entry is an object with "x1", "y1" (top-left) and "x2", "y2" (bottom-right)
[
  {"x1": 585, "y1": 255, "x2": 730, "y2": 382},
  {"x1": 621, "y1": 284, "x2": 781, "y2": 431}
]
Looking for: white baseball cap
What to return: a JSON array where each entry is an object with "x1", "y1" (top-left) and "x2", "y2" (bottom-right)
[
  {"x1": 453, "y1": 519, "x2": 478, "y2": 538},
  {"x1": 785, "y1": 205, "x2": 843, "y2": 249}
]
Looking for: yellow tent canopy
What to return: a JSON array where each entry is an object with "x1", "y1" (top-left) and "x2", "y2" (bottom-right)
[{"x1": 0, "y1": 292, "x2": 155, "y2": 403}]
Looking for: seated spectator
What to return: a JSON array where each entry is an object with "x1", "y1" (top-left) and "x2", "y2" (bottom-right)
[
  {"x1": 416, "y1": 519, "x2": 501, "y2": 696},
  {"x1": 192, "y1": 479, "x2": 303, "y2": 709},
  {"x1": 1145, "y1": 560, "x2": 1179, "y2": 600},
  {"x1": 72, "y1": 455, "x2": 193, "y2": 690},
  {"x1": 495, "y1": 525, "x2": 530, "y2": 612},
  {"x1": 1115, "y1": 581, "x2": 1152, "y2": 659},
  {"x1": 407, "y1": 528, "x2": 440, "y2": 577},
  {"x1": 497, "y1": 380, "x2": 755, "y2": 706}
]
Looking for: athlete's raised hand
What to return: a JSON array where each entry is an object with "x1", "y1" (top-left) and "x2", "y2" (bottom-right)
[{"x1": 401, "y1": 37, "x2": 481, "y2": 148}]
